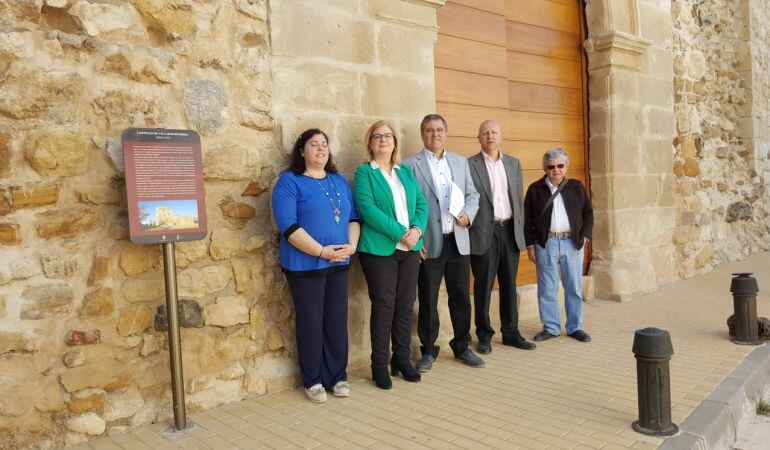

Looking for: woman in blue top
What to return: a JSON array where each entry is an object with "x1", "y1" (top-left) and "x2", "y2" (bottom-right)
[{"x1": 272, "y1": 128, "x2": 360, "y2": 403}]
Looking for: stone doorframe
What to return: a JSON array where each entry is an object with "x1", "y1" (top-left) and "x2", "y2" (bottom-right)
[{"x1": 582, "y1": 0, "x2": 677, "y2": 301}]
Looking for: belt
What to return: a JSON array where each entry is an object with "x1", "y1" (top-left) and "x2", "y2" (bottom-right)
[
  {"x1": 443, "y1": 232, "x2": 454, "y2": 239},
  {"x1": 548, "y1": 231, "x2": 571, "y2": 238},
  {"x1": 491, "y1": 219, "x2": 512, "y2": 226}
]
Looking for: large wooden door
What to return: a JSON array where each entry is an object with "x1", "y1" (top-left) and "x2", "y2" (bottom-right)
[{"x1": 435, "y1": 0, "x2": 589, "y2": 286}]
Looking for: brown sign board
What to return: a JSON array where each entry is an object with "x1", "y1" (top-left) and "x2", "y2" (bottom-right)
[{"x1": 123, "y1": 128, "x2": 207, "y2": 245}]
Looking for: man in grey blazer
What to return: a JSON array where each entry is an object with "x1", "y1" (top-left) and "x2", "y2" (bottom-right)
[
  {"x1": 402, "y1": 114, "x2": 484, "y2": 371},
  {"x1": 468, "y1": 120, "x2": 536, "y2": 355}
]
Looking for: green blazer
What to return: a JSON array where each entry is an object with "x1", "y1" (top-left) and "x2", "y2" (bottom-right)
[{"x1": 354, "y1": 162, "x2": 429, "y2": 256}]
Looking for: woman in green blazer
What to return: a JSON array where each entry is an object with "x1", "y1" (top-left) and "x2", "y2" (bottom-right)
[{"x1": 354, "y1": 120, "x2": 428, "y2": 390}]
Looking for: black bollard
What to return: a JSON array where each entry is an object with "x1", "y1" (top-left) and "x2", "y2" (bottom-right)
[
  {"x1": 631, "y1": 327, "x2": 679, "y2": 436},
  {"x1": 730, "y1": 272, "x2": 761, "y2": 345}
]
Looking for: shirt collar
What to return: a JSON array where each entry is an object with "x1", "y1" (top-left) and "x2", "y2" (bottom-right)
[
  {"x1": 482, "y1": 151, "x2": 502, "y2": 164},
  {"x1": 370, "y1": 161, "x2": 399, "y2": 171},
  {"x1": 423, "y1": 148, "x2": 446, "y2": 161}
]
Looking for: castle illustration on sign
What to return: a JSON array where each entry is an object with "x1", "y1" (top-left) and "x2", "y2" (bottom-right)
[{"x1": 138, "y1": 200, "x2": 199, "y2": 231}]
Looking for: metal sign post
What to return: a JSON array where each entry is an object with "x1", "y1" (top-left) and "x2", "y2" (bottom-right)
[{"x1": 162, "y1": 242, "x2": 186, "y2": 430}]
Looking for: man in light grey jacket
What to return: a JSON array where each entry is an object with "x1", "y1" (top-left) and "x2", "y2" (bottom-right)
[{"x1": 403, "y1": 114, "x2": 483, "y2": 371}]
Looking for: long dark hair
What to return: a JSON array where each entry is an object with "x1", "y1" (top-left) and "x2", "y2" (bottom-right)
[{"x1": 287, "y1": 129, "x2": 338, "y2": 175}]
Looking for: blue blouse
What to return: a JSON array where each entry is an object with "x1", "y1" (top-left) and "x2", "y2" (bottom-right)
[{"x1": 272, "y1": 171, "x2": 358, "y2": 273}]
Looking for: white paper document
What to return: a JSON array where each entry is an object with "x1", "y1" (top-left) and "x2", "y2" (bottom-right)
[{"x1": 449, "y1": 182, "x2": 465, "y2": 219}]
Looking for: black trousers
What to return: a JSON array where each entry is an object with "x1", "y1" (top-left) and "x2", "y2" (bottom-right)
[
  {"x1": 359, "y1": 250, "x2": 420, "y2": 368},
  {"x1": 285, "y1": 269, "x2": 349, "y2": 388},
  {"x1": 418, "y1": 234, "x2": 472, "y2": 358},
  {"x1": 470, "y1": 224, "x2": 520, "y2": 344}
]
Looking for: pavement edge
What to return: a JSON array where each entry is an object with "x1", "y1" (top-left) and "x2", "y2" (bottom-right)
[{"x1": 659, "y1": 343, "x2": 770, "y2": 450}]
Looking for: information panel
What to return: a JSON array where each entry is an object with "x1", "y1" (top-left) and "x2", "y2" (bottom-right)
[{"x1": 123, "y1": 128, "x2": 207, "y2": 244}]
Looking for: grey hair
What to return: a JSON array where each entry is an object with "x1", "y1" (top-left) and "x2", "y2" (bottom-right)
[
  {"x1": 542, "y1": 148, "x2": 569, "y2": 167},
  {"x1": 420, "y1": 114, "x2": 448, "y2": 132}
]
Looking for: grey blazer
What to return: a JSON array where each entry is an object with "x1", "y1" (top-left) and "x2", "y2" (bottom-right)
[
  {"x1": 467, "y1": 152, "x2": 527, "y2": 255},
  {"x1": 402, "y1": 150, "x2": 479, "y2": 259}
]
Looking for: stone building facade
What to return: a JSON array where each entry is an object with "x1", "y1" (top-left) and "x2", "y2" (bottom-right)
[{"x1": 0, "y1": 0, "x2": 768, "y2": 447}]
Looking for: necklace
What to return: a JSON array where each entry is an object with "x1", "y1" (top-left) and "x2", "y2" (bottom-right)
[{"x1": 310, "y1": 174, "x2": 342, "y2": 224}]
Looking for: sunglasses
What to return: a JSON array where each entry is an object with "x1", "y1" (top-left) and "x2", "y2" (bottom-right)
[{"x1": 546, "y1": 164, "x2": 566, "y2": 170}]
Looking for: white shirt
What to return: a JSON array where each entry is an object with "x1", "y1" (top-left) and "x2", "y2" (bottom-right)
[
  {"x1": 371, "y1": 161, "x2": 410, "y2": 250},
  {"x1": 423, "y1": 149, "x2": 454, "y2": 234},
  {"x1": 482, "y1": 152, "x2": 512, "y2": 221},
  {"x1": 545, "y1": 178, "x2": 571, "y2": 233}
]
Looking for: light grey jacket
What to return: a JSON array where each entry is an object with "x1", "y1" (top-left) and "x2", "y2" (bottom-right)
[
  {"x1": 402, "y1": 149, "x2": 479, "y2": 259},
  {"x1": 467, "y1": 151, "x2": 527, "y2": 254}
]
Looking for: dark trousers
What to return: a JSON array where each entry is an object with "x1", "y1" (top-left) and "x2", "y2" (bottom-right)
[
  {"x1": 418, "y1": 234, "x2": 472, "y2": 358},
  {"x1": 359, "y1": 250, "x2": 420, "y2": 368},
  {"x1": 470, "y1": 224, "x2": 520, "y2": 344},
  {"x1": 285, "y1": 269, "x2": 349, "y2": 388}
]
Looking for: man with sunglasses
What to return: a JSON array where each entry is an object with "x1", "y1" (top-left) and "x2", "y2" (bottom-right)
[{"x1": 523, "y1": 148, "x2": 593, "y2": 343}]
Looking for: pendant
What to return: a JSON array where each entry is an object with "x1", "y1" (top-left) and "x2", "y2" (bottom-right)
[{"x1": 334, "y1": 215, "x2": 340, "y2": 224}]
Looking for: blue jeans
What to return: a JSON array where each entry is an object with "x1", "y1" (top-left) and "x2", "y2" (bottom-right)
[{"x1": 535, "y1": 236, "x2": 584, "y2": 335}]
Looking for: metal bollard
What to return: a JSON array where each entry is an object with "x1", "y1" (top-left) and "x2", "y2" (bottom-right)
[
  {"x1": 631, "y1": 327, "x2": 679, "y2": 436},
  {"x1": 730, "y1": 272, "x2": 761, "y2": 345}
]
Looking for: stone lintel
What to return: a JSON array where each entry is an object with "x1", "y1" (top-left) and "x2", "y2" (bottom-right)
[
  {"x1": 586, "y1": 31, "x2": 653, "y2": 72},
  {"x1": 375, "y1": 0, "x2": 446, "y2": 32}
]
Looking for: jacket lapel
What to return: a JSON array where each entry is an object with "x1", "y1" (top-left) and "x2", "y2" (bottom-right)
[
  {"x1": 414, "y1": 152, "x2": 439, "y2": 200},
  {"x1": 370, "y1": 163, "x2": 397, "y2": 217},
  {"x1": 502, "y1": 155, "x2": 517, "y2": 209},
  {"x1": 472, "y1": 153, "x2": 492, "y2": 204}
]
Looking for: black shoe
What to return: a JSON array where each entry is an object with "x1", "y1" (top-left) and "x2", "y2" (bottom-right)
[
  {"x1": 391, "y1": 362, "x2": 421, "y2": 382},
  {"x1": 476, "y1": 341, "x2": 492, "y2": 355},
  {"x1": 454, "y1": 349, "x2": 485, "y2": 368},
  {"x1": 371, "y1": 366, "x2": 392, "y2": 389},
  {"x1": 533, "y1": 330, "x2": 559, "y2": 342},
  {"x1": 568, "y1": 330, "x2": 591, "y2": 342},
  {"x1": 416, "y1": 354, "x2": 435, "y2": 373},
  {"x1": 502, "y1": 335, "x2": 536, "y2": 350}
]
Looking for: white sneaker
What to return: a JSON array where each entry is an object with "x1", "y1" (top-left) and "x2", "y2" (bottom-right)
[
  {"x1": 332, "y1": 380, "x2": 350, "y2": 397},
  {"x1": 304, "y1": 384, "x2": 327, "y2": 403}
]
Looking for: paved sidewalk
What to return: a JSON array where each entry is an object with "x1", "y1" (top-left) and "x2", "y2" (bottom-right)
[{"x1": 71, "y1": 252, "x2": 770, "y2": 449}]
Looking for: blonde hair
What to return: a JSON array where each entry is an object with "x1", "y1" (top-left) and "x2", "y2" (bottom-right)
[{"x1": 364, "y1": 120, "x2": 400, "y2": 165}]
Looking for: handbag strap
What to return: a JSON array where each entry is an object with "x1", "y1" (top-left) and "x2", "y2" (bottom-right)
[{"x1": 538, "y1": 178, "x2": 569, "y2": 222}]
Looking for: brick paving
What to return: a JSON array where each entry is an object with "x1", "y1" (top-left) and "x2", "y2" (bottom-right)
[{"x1": 71, "y1": 252, "x2": 770, "y2": 449}]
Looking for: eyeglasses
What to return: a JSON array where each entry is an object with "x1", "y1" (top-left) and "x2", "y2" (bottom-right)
[
  {"x1": 546, "y1": 164, "x2": 566, "y2": 170},
  {"x1": 370, "y1": 133, "x2": 394, "y2": 141}
]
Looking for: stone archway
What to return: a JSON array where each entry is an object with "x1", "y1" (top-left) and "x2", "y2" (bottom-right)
[{"x1": 582, "y1": 0, "x2": 678, "y2": 301}]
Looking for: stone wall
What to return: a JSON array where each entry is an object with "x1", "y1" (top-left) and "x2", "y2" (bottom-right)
[
  {"x1": 0, "y1": 0, "x2": 284, "y2": 447},
  {"x1": 0, "y1": 0, "x2": 446, "y2": 447},
  {"x1": 671, "y1": 0, "x2": 770, "y2": 279}
]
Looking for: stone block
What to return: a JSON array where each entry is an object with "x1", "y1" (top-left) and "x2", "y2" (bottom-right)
[
  {"x1": 377, "y1": 24, "x2": 436, "y2": 76},
  {"x1": 94, "y1": 90, "x2": 168, "y2": 130},
  {"x1": 185, "y1": 379, "x2": 242, "y2": 412},
  {"x1": 41, "y1": 252, "x2": 79, "y2": 279},
  {"x1": 63, "y1": 349, "x2": 86, "y2": 368},
  {"x1": 0, "y1": 331, "x2": 36, "y2": 354},
  {"x1": 588, "y1": 134, "x2": 640, "y2": 174},
  {"x1": 271, "y1": 9, "x2": 374, "y2": 64},
  {"x1": 640, "y1": 137, "x2": 675, "y2": 174},
  {"x1": 0, "y1": 295, "x2": 5, "y2": 318},
  {"x1": 103, "y1": 44, "x2": 176, "y2": 84},
  {"x1": 363, "y1": 73, "x2": 431, "y2": 117},
  {"x1": 139, "y1": 333, "x2": 163, "y2": 356},
  {"x1": 234, "y1": 0, "x2": 267, "y2": 20},
  {"x1": 67, "y1": 394, "x2": 103, "y2": 413},
  {"x1": 683, "y1": 158, "x2": 701, "y2": 177},
  {"x1": 647, "y1": 46, "x2": 674, "y2": 82},
  {"x1": 34, "y1": 383, "x2": 65, "y2": 412},
  {"x1": 370, "y1": 0, "x2": 438, "y2": 29},
  {"x1": 117, "y1": 305, "x2": 154, "y2": 337},
  {"x1": 20, "y1": 283, "x2": 73, "y2": 320},
  {"x1": 266, "y1": 324, "x2": 285, "y2": 351},
  {"x1": 131, "y1": 0, "x2": 197, "y2": 36},
  {"x1": 74, "y1": 182, "x2": 122, "y2": 205},
  {"x1": 184, "y1": 79, "x2": 228, "y2": 135},
  {"x1": 178, "y1": 265, "x2": 232, "y2": 298},
  {"x1": 87, "y1": 247, "x2": 109, "y2": 286},
  {"x1": 36, "y1": 206, "x2": 102, "y2": 239},
  {"x1": 0, "y1": 223, "x2": 21, "y2": 245},
  {"x1": 612, "y1": 174, "x2": 662, "y2": 209},
  {"x1": 154, "y1": 299, "x2": 204, "y2": 330},
  {"x1": 0, "y1": 29, "x2": 34, "y2": 59},
  {"x1": 60, "y1": 365, "x2": 118, "y2": 392},
  {"x1": 175, "y1": 239, "x2": 208, "y2": 268},
  {"x1": 0, "y1": 132, "x2": 12, "y2": 179},
  {"x1": 204, "y1": 296, "x2": 250, "y2": 327},
  {"x1": 65, "y1": 413, "x2": 106, "y2": 436},
  {"x1": 102, "y1": 387, "x2": 144, "y2": 421},
  {"x1": 24, "y1": 131, "x2": 92, "y2": 177},
  {"x1": 639, "y1": 76, "x2": 674, "y2": 110},
  {"x1": 245, "y1": 234, "x2": 271, "y2": 253},
  {"x1": 0, "y1": 64, "x2": 84, "y2": 122},
  {"x1": 241, "y1": 181, "x2": 266, "y2": 197},
  {"x1": 273, "y1": 61, "x2": 361, "y2": 114},
  {"x1": 644, "y1": 106, "x2": 676, "y2": 138},
  {"x1": 638, "y1": 2, "x2": 672, "y2": 45},
  {"x1": 121, "y1": 277, "x2": 164, "y2": 303},
  {"x1": 68, "y1": 0, "x2": 142, "y2": 36},
  {"x1": 119, "y1": 244, "x2": 159, "y2": 277},
  {"x1": 203, "y1": 140, "x2": 267, "y2": 181},
  {"x1": 0, "y1": 189, "x2": 10, "y2": 217},
  {"x1": 11, "y1": 258, "x2": 40, "y2": 280},
  {"x1": 230, "y1": 259, "x2": 252, "y2": 294},
  {"x1": 65, "y1": 329, "x2": 101, "y2": 346},
  {"x1": 209, "y1": 229, "x2": 241, "y2": 260},
  {"x1": 219, "y1": 198, "x2": 255, "y2": 229},
  {"x1": 10, "y1": 181, "x2": 60, "y2": 209},
  {"x1": 239, "y1": 107, "x2": 274, "y2": 131},
  {"x1": 610, "y1": 103, "x2": 645, "y2": 135}
]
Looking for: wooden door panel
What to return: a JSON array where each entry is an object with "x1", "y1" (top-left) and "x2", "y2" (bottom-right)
[
  {"x1": 443, "y1": 137, "x2": 585, "y2": 170},
  {"x1": 449, "y1": 0, "x2": 505, "y2": 15},
  {"x1": 506, "y1": 21, "x2": 581, "y2": 61},
  {"x1": 508, "y1": 81, "x2": 583, "y2": 115},
  {"x1": 435, "y1": 34, "x2": 508, "y2": 77},
  {"x1": 438, "y1": 2, "x2": 506, "y2": 46},
  {"x1": 507, "y1": 52, "x2": 582, "y2": 88},
  {"x1": 436, "y1": 68, "x2": 509, "y2": 109},
  {"x1": 504, "y1": 0, "x2": 580, "y2": 34}
]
